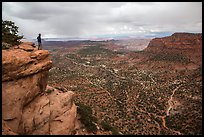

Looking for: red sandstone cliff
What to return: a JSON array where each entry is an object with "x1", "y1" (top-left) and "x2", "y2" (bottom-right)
[
  {"x1": 2, "y1": 42, "x2": 78, "y2": 135},
  {"x1": 144, "y1": 32, "x2": 202, "y2": 65}
]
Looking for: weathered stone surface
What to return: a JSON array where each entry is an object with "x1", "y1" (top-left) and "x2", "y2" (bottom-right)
[
  {"x1": 2, "y1": 120, "x2": 18, "y2": 135},
  {"x1": 2, "y1": 71, "x2": 49, "y2": 133},
  {"x1": 18, "y1": 42, "x2": 36, "y2": 51},
  {"x1": 21, "y1": 86, "x2": 77, "y2": 135},
  {"x1": 2, "y1": 42, "x2": 52, "y2": 81},
  {"x1": 2, "y1": 42, "x2": 78, "y2": 135}
]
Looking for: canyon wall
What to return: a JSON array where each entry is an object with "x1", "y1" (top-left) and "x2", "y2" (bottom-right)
[{"x1": 144, "y1": 32, "x2": 202, "y2": 64}]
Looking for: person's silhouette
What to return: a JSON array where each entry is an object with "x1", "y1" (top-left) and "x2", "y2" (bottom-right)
[{"x1": 37, "y1": 33, "x2": 42, "y2": 50}]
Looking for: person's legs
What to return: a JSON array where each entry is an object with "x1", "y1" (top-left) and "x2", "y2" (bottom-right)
[
  {"x1": 38, "y1": 42, "x2": 40, "y2": 50},
  {"x1": 39, "y1": 43, "x2": 42, "y2": 50},
  {"x1": 38, "y1": 42, "x2": 42, "y2": 50}
]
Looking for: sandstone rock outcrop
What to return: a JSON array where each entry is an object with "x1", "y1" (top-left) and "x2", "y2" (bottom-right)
[
  {"x1": 2, "y1": 42, "x2": 52, "y2": 82},
  {"x1": 145, "y1": 33, "x2": 202, "y2": 53},
  {"x1": 2, "y1": 120, "x2": 18, "y2": 135},
  {"x1": 2, "y1": 42, "x2": 78, "y2": 135},
  {"x1": 20, "y1": 86, "x2": 77, "y2": 135},
  {"x1": 144, "y1": 32, "x2": 202, "y2": 65}
]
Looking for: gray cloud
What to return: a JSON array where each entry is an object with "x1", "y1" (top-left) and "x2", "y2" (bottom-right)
[{"x1": 2, "y1": 2, "x2": 202, "y2": 39}]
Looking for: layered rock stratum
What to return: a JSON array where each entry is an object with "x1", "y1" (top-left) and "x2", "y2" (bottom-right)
[
  {"x1": 144, "y1": 32, "x2": 202, "y2": 65},
  {"x1": 2, "y1": 42, "x2": 78, "y2": 135}
]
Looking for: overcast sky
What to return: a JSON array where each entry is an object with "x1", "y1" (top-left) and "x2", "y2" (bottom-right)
[{"x1": 2, "y1": 2, "x2": 202, "y2": 39}]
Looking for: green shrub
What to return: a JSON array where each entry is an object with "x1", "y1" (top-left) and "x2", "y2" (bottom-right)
[
  {"x1": 101, "y1": 120, "x2": 120, "y2": 135},
  {"x1": 2, "y1": 20, "x2": 23, "y2": 48},
  {"x1": 76, "y1": 102, "x2": 97, "y2": 132},
  {"x1": 101, "y1": 121, "x2": 112, "y2": 131},
  {"x1": 46, "y1": 89, "x2": 54, "y2": 94},
  {"x1": 150, "y1": 52, "x2": 190, "y2": 64}
]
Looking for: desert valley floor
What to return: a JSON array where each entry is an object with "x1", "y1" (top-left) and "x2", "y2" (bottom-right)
[{"x1": 44, "y1": 34, "x2": 202, "y2": 135}]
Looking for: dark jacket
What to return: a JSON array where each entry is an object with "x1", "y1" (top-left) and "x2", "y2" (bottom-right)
[{"x1": 37, "y1": 35, "x2": 41, "y2": 43}]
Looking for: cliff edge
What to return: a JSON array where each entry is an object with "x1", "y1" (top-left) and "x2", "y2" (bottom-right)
[{"x1": 2, "y1": 42, "x2": 78, "y2": 135}]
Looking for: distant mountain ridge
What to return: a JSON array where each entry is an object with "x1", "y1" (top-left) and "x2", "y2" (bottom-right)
[
  {"x1": 145, "y1": 32, "x2": 202, "y2": 54},
  {"x1": 22, "y1": 31, "x2": 174, "y2": 42},
  {"x1": 143, "y1": 32, "x2": 202, "y2": 67}
]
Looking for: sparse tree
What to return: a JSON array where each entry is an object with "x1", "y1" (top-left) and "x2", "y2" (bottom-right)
[{"x1": 2, "y1": 20, "x2": 23, "y2": 48}]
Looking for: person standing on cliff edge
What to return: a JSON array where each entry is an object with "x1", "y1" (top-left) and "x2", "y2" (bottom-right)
[{"x1": 37, "y1": 33, "x2": 42, "y2": 50}]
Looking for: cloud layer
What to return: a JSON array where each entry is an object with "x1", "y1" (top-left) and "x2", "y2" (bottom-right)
[{"x1": 2, "y1": 2, "x2": 202, "y2": 39}]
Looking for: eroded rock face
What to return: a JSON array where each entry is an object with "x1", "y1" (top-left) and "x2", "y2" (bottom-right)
[
  {"x1": 2, "y1": 42, "x2": 78, "y2": 135},
  {"x1": 20, "y1": 86, "x2": 77, "y2": 135},
  {"x1": 145, "y1": 33, "x2": 202, "y2": 54},
  {"x1": 2, "y1": 42, "x2": 52, "y2": 82},
  {"x1": 2, "y1": 71, "x2": 49, "y2": 133},
  {"x1": 2, "y1": 120, "x2": 18, "y2": 135}
]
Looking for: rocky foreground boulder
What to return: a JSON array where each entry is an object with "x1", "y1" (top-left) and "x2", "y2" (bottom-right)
[{"x1": 2, "y1": 42, "x2": 78, "y2": 135}]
